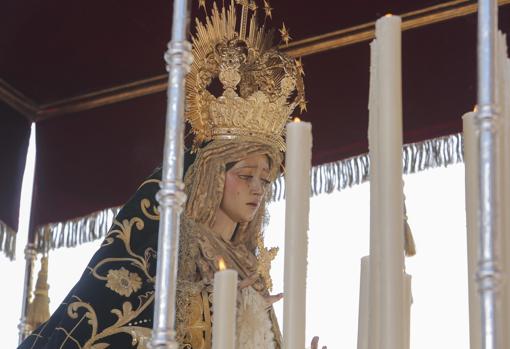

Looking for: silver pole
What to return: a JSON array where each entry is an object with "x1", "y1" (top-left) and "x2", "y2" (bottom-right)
[
  {"x1": 17, "y1": 242, "x2": 37, "y2": 343},
  {"x1": 150, "y1": 0, "x2": 192, "y2": 348},
  {"x1": 476, "y1": 1, "x2": 504, "y2": 349}
]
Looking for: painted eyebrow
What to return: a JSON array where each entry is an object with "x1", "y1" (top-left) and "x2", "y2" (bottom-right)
[{"x1": 235, "y1": 165, "x2": 270, "y2": 172}]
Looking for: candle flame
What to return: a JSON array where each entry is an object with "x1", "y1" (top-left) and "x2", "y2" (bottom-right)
[
  {"x1": 473, "y1": 105, "x2": 478, "y2": 112},
  {"x1": 385, "y1": 13, "x2": 393, "y2": 17},
  {"x1": 293, "y1": 117, "x2": 301, "y2": 123},
  {"x1": 218, "y1": 257, "x2": 227, "y2": 271}
]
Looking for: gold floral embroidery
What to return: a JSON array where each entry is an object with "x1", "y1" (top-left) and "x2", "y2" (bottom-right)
[
  {"x1": 141, "y1": 198, "x2": 160, "y2": 221},
  {"x1": 91, "y1": 217, "x2": 155, "y2": 284},
  {"x1": 106, "y1": 267, "x2": 143, "y2": 297},
  {"x1": 58, "y1": 293, "x2": 154, "y2": 349}
]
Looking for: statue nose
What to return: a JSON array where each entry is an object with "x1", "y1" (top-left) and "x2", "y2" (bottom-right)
[{"x1": 250, "y1": 179, "x2": 264, "y2": 194}]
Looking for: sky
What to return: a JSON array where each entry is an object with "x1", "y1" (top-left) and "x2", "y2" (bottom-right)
[{"x1": 2, "y1": 125, "x2": 470, "y2": 349}]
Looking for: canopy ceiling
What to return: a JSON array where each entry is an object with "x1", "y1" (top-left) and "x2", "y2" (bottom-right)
[{"x1": 1, "y1": 0, "x2": 509, "y2": 244}]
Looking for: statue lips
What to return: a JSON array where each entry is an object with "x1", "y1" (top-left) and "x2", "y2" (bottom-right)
[{"x1": 246, "y1": 202, "x2": 260, "y2": 210}]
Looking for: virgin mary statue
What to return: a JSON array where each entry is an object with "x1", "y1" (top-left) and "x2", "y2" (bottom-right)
[{"x1": 18, "y1": 0, "x2": 310, "y2": 348}]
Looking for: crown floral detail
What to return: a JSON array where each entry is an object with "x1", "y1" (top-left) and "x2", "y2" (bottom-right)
[{"x1": 186, "y1": 0, "x2": 306, "y2": 151}]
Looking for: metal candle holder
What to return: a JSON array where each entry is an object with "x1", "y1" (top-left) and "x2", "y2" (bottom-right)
[
  {"x1": 150, "y1": 0, "x2": 192, "y2": 348},
  {"x1": 17, "y1": 242, "x2": 37, "y2": 344},
  {"x1": 475, "y1": 1, "x2": 504, "y2": 348}
]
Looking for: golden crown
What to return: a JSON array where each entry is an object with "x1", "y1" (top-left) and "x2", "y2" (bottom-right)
[{"x1": 185, "y1": 0, "x2": 306, "y2": 151}]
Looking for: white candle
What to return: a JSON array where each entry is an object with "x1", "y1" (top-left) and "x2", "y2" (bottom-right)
[
  {"x1": 357, "y1": 256, "x2": 370, "y2": 349},
  {"x1": 403, "y1": 273, "x2": 412, "y2": 349},
  {"x1": 368, "y1": 14, "x2": 405, "y2": 349},
  {"x1": 463, "y1": 111, "x2": 482, "y2": 349},
  {"x1": 212, "y1": 258, "x2": 238, "y2": 349},
  {"x1": 497, "y1": 32, "x2": 510, "y2": 349},
  {"x1": 283, "y1": 118, "x2": 312, "y2": 349}
]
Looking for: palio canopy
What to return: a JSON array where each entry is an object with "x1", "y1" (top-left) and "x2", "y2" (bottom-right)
[{"x1": 1, "y1": 0, "x2": 509, "y2": 256}]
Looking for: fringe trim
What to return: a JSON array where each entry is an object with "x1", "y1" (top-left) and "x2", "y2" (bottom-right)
[
  {"x1": 271, "y1": 133, "x2": 463, "y2": 201},
  {"x1": 34, "y1": 133, "x2": 463, "y2": 251},
  {"x1": 0, "y1": 220, "x2": 17, "y2": 260},
  {"x1": 34, "y1": 207, "x2": 121, "y2": 253}
]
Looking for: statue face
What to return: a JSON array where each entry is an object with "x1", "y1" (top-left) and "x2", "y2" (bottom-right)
[{"x1": 219, "y1": 154, "x2": 271, "y2": 223}]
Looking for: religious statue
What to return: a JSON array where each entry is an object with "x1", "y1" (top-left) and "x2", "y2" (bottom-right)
[{"x1": 17, "y1": 1, "x2": 325, "y2": 348}]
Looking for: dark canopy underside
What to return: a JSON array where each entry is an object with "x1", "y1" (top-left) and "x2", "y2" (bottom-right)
[{"x1": 1, "y1": 0, "x2": 509, "y2": 243}]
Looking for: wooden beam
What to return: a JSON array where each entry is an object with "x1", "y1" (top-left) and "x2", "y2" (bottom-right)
[
  {"x1": 35, "y1": 75, "x2": 168, "y2": 121},
  {"x1": 0, "y1": 80, "x2": 37, "y2": 121},
  {"x1": 282, "y1": 0, "x2": 502, "y2": 57}
]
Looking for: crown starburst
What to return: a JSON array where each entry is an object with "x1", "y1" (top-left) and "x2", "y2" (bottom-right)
[{"x1": 186, "y1": 0, "x2": 306, "y2": 151}]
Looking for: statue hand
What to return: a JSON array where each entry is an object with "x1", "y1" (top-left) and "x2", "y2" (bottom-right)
[
  {"x1": 263, "y1": 292, "x2": 283, "y2": 308},
  {"x1": 239, "y1": 272, "x2": 283, "y2": 308},
  {"x1": 311, "y1": 336, "x2": 327, "y2": 349}
]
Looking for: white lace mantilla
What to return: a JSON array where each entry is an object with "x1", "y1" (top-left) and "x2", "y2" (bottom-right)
[{"x1": 236, "y1": 287, "x2": 275, "y2": 349}]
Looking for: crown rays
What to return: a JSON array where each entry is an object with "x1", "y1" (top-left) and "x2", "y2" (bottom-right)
[{"x1": 185, "y1": 0, "x2": 306, "y2": 150}]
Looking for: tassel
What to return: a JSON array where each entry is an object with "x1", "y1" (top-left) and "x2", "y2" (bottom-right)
[
  {"x1": 403, "y1": 201, "x2": 416, "y2": 257},
  {"x1": 404, "y1": 220, "x2": 416, "y2": 257},
  {"x1": 0, "y1": 220, "x2": 17, "y2": 260},
  {"x1": 26, "y1": 256, "x2": 51, "y2": 329}
]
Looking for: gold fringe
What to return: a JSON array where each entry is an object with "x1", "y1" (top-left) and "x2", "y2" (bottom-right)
[
  {"x1": 26, "y1": 256, "x2": 50, "y2": 329},
  {"x1": 0, "y1": 219, "x2": 17, "y2": 260}
]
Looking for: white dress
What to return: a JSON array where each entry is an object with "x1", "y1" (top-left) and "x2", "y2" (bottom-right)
[{"x1": 236, "y1": 286, "x2": 276, "y2": 349}]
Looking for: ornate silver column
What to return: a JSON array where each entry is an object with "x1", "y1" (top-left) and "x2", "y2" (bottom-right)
[
  {"x1": 475, "y1": 1, "x2": 504, "y2": 348},
  {"x1": 149, "y1": 0, "x2": 192, "y2": 348},
  {"x1": 17, "y1": 242, "x2": 37, "y2": 343}
]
